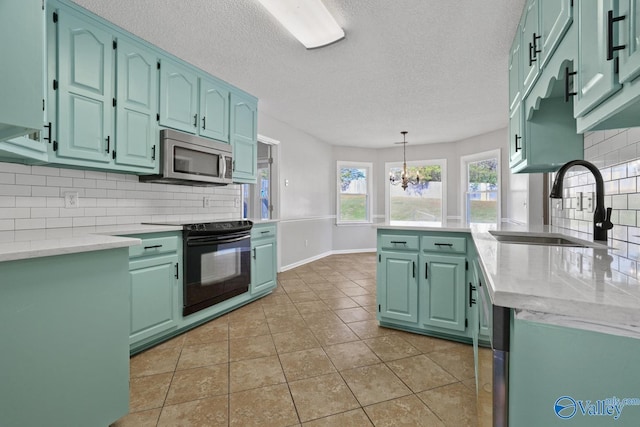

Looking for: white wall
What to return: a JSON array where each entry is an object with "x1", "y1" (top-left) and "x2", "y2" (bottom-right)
[{"x1": 258, "y1": 111, "x2": 335, "y2": 269}]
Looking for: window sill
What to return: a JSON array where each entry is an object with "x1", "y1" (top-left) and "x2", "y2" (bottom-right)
[{"x1": 335, "y1": 221, "x2": 374, "y2": 227}]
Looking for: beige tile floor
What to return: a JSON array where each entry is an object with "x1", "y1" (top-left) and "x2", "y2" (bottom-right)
[{"x1": 113, "y1": 253, "x2": 492, "y2": 427}]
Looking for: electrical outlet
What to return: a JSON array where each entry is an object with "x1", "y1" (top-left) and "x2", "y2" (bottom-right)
[
  {"x1": 203, "y1": 197, "x2": 213, "y2": 208},
  {"x1": 234, "y1": 198, "x2": 240, "y2": 208},
  {"x1": 584, "y1": 192, "x2": 595, "y2": 213},
  {"x1": 64, "y1": 192, "x2": 79, "y2": 209},
  {"x1": 574, "y1": 192, "x2": 583, "y2": 211}
]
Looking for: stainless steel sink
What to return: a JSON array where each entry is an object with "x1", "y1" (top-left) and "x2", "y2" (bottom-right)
[{"x1": 488, "y1": 231, "x2": 603, "y2": 248}]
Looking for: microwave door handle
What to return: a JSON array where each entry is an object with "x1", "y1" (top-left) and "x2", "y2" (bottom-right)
[{"x1": 220, "y1": 155, "x2": 226, "y2": 179}]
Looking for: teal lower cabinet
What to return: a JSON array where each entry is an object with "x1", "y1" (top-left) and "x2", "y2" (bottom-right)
[
  {"x1": 0, "y1": 248, "x2": 130, "y2": 427},
  {"x1": 127, "y1": 233, "x2": 181, "y2": 349},
  {"x1": 508, "y1": 317, "x2": 640, "y2": 426},
  {"x1": 250, "y1": 223, "x2": 277, "y2": 296},
  {"x1": 378, "y1": 251, "x2": 419, "y2": 324},
  {"x1": 419, "y1": 252, "x2": 467, "y2": 334}
]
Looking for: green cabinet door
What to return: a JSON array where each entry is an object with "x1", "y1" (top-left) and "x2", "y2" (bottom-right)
[
  {"x1": 420, "y1": 253, "x2": 466, "y2": 332},
  {"x1": 575, "y1": 0, "x2": 622, "y2": 116},
  {"x1": 509, "y1": 101, "x2": 525, "y2": 168},
  {"x1": 378, "y1": 252, "x2": 419, "y2": 323},
  {"x1": 159, "y1": 58, "x2": 198, "y2": 134},
  {"x1": 619, "y1": 0, "x2": 640, "y2": 83},
  {"x1": 522, "y1": 0, "x2": 541, "y2": 95},
  {"x1": 251, "y1": 240, "x2": 277, "y2": 295},
  {"x1": 230, "y1": 92, "x2": 258, "y2": 183},
  {"x1": 55, "y1": 7, "x2": 113, "y2": 164},
  {"x1": 0, "y1": 0, "x2": 44, "y2": 142},
  {"x1": 129, "y1": 255, "x2": 179, "y2": 344},
  {"x1": 509, "y1": 26, "x2": 522, "y2": 112},
  {"x1": 115, "y1": 37, "x2": 158, "y2": 170},
  {"x1": 539, "y1": 0, "x2": 573, "y2": 68},
  {"x1": 200, "y1": 78, "x2": 230, "y2": 142}
]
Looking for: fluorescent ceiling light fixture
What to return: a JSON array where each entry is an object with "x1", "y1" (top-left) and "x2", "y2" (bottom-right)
[{"x1": 257, "y1": 0, "x2": 345, "y2": 49}]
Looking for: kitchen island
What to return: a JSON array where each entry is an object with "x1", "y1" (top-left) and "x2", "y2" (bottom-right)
[{"x1": 376, "y1": 222, "x2": 640, "y2": 426}]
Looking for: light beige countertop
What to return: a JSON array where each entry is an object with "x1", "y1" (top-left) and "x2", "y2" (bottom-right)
[
  {"x1": 376, "y1": 221, "x2": 640, "y2": 331},
  {"x1": 0, "y1": 224, "x2": 183, "y2": 262}
]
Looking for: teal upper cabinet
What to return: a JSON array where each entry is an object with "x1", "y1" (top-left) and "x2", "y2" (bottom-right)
[
  {"x1": 230, "y1": 92, "x2": 258, "y2": 184},
  {"x1": 419, "y1": 253, "x2": 466, "y2": 333},
  {"x1": 538, "y1": 0, "x2": 573, "y2": 68},
  {"x1": 55, "y1": 7, "x2": 114, "y2": 165},
  {"x1": 521, "y1": 0, "x2": 541, "y2": 96},
  {"x1": 0, "y1": 0, "x2": 44, "y2": 142},
  {"x1": 200, "y1": 78, "x2": 230, "y2": 142},
  {"x1": 115, "y1": 38, "x2": 159, "y2": 171},
  {"x1": 508, "y1": 102, "x2": 525, "y2": 168},
  {"x1": 574, "y1": 0, "x2": 622, "y2": 116},
  {"x1": 159, "y1": 58, "x2": 198, "y2": 134},
  {"x1": 619, "y1": 0, "x2": 640, "y2": 83},
  {"x1": 509, "y1": 25, "x2": 522, "y2": 112}
]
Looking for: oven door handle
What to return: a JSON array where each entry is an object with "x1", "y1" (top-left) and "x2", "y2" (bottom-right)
[{"x1": 186, "y1": 234, "x2": 250, "y2": 247}]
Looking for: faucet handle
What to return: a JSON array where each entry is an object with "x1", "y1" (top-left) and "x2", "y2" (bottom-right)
[{"x1": 599, "y1": 207, "x2": 614, "y2": 230}]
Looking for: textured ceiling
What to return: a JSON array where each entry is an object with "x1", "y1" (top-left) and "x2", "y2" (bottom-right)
[{"x1": 71, "y1": 0, "x2": 526, "y2": 148}]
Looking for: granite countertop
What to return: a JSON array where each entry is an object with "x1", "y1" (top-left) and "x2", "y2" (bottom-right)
[
  {"x1": 0, "y1": 224, "x2": 183, "y2": 263},
  {"x1": 376, "y1": 221, "x2": 640, "y2": 331}
]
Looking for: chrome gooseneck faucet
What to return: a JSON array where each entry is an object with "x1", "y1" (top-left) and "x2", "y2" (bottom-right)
[{"x1": 549, "y1": 160, "x2": 613, "y2": 242}]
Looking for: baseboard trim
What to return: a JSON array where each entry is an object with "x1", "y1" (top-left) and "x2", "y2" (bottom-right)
[{"x1": 279, "y1": 248, "x2": 376, "y2": 272}]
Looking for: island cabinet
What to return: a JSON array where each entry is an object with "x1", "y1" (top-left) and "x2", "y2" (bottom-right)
[
  {"x1": 0, "y1": 248, "x2": 130, "y2": 427},
  {"x1": 508, "y1": 316, "x2": 640, "y2": 425},
  {"x1": 126, "y1": 232, "x2": 182, "y2": 350},
  {"x1": 377, "y1": 234, "x2": 420, "y2": 324},
  {"x1": 377, "y1": 229, "x2": 493, "y2": 345},
  {"x1": 419, "y1": 235, "x2": 467, "y2": 335},
  {"x1": 250, "y1": 223, "x2": 278, "y2": 296}
]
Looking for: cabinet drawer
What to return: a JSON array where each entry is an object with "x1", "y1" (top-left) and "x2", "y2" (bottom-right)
[
  {"x1": 421, "y1": 236, "x2": 466, "y2": 253},
  {"x1": 129, "y1": 236, "x2": 179, "y2": 258},
  {"x1": 251, "y1": 224, "x2": 276, "y2": 240},
  {"x1": 380, "y1": 234, "x2": 419, "y2": 251}
]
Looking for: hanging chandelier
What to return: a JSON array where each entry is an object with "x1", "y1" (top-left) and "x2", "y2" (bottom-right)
[{"x1": 389, "y1": 131, "x2": 419, "y2": 191}]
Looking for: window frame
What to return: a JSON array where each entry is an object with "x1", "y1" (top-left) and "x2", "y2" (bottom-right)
[
  {"x1": 384, "y1": 158, "x2": 447, "y2": 225},
  {"x1": 460, "y1": 149, "x2": 501, "y2": 225},
  {"x1": 241, "y1": 134, "x2": 279, "y2": 220},
  {"x1": 336, "y1": 161, "x2": 373, "y2": 225}
]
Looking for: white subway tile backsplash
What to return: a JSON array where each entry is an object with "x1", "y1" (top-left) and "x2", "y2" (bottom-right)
[
  {"x1": 0, "y1": 161, "x2": 241, "y2": 231},
  {"x1": 15, "y1": 173, "x2": 46, "y2": 186},
  {"x1": 31, "y1": 166, "x2": 60, "y2": 176},
  {"x1": 46, "y1": 217, "x2": 72, "y2": 228},
  {"x1": 32, "y1": 186, "x2": 59, "y2": 197},
  {"x1": 59, "y1": 168, "x2": 85, "y2": 178},
  {"x1": 0, "y1": 173, "x2": 16, "y2": 184},
  {"x1": 15, "y1": 218, "x2": 46, "y2": 230},
  {"x1": 619, "y1": 177, "x2": 637, "y2": 193}
]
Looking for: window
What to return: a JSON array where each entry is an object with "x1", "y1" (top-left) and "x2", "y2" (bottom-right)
[
  {"x1": 337, "y1": 161, "x2": 373, "y2": 223},
  {"x1": 462, "y1": 150, "x2": 500, "y2": 225},
  {"x1": 385, "y1": 159, "x2": 446, "y2": 226},
  {"x1": 242, "y1": 138, "x2": 278, "y2": 220}
]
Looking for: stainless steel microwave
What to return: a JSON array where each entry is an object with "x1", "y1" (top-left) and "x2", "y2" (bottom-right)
[{"x1": 140, "y1": 129, "x2": 233, "y2": 186}]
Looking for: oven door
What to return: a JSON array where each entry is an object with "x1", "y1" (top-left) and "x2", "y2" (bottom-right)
[{"x1": 183, "y1": 231, "x2": 251, "y2": 316}]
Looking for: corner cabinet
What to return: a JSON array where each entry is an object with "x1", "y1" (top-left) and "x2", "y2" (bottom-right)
[
  {"x1": 250, "y1": 223, "x2": 277, "y2": 296},
  {"x1": 126, "y1": 232, "x2": 182, "y2": 348},
  {"x1": 231, "y1": 92, "x2": 258, "y2": 184}
]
